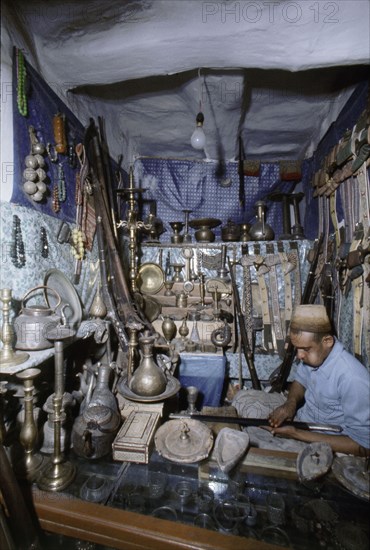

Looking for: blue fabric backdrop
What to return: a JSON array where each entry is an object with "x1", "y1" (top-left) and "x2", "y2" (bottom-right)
[{"x1": 134, "y1": 158, "x2": 299, "y2": 242}]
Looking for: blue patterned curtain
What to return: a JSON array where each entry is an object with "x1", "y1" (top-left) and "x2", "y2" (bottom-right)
[{"x1": 134, "y1": 157, "x2": 298, "y2": 242}]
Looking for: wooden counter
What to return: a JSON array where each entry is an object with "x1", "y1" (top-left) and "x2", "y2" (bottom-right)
[{"x1": 33, "y1": 488, "x2": 278, "y2": 550}]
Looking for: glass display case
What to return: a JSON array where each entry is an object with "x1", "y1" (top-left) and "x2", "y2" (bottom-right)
[{"x1": 32, "y1": 447, "x2": 369, "y2": 550}]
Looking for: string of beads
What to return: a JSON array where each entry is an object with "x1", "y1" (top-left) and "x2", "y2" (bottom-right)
[
  {"x1": 40, "y1": 227, "x2": 49, "y2": 258},
  {"x1": 71, "y1": 227, "x2": 85, "y2": 260},
  {"x1": 58, "y1": 164, "x2": 66, "y2": 202},
  {"x1": 17, "y1": 49, "x2": 28, "y2": 116},
  {"x1": 11, "y1": 215, "x2": 26, "y2": 268}
]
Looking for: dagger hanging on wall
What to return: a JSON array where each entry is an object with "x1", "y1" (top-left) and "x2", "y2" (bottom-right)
[{"x1": 238, "y1": 135, "x2": 245, "y2": 210}]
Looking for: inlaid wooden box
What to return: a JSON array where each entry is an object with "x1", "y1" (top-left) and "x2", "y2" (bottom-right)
[{"x1": 112, "y1": 410, "x2": 161, "y2": 464}]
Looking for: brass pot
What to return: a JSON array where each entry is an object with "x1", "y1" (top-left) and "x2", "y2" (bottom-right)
[
  {"x1": 14, "y1": 286, "x2": 62, "y2": 351},
  {"x1": 221, "y1": 220, "x2": 241, "y2": 242}
]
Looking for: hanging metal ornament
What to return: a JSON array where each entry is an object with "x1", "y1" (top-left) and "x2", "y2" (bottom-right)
[
  {"x1": 22, "y1": 127, "x2": 48, "y2": 202},
  {"x1": 46, "y1": 142, "x2": 58, "y2": 163},
  {"x1": 29, "y1": 126, "x2": 46, "y2": 155}
]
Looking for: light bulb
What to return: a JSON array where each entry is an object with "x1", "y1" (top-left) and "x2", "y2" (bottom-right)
[{"x1": 190, "y1": 112, "x2": 206, "y2": 150}]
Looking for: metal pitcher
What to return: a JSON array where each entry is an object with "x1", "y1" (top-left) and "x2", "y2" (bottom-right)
[{"x1": 14, "y1": 286, "x2": 62, "y2": 351}]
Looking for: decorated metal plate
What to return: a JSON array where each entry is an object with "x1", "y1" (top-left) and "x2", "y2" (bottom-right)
[
  {"x1": 43, "y1": 269, "x2": 83, "y2": 329},
  {"x1": 136, "y1": 263, "x2": 165, "y2": 295},
  {"x1": 117, "y1": 374, "x2": 180, "y2": 403},
  {"x1": 332, "y1": 455, "x2": 370, "y2": 501},
  {"x1": 154, "y1": 419, "x2": 214, "y2": 463},
  {"x1": 189, "y1": 218, "x2": 222, "y2": 229}
]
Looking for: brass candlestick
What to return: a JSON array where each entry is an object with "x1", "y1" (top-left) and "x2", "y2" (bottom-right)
[
  {"x1": 182, "y1": 209, "x2": 192, "y2": 243},
  {"x1": 164, "y1": 280, "x2": 174, "y2": 296},
  {"x1": 169, "y1": 221, "x2": 184, "y2": 244},
  {"x1": 116, "y1": 167, "x2": 150, "y2": 292},
  {"x1": 38, "y1": 326, "x2": 76, "y2": 492},
  {"x1": 127, "y1": 327, "x2": 139, "y2": 384},
  {"x1": 268, "y1": 191, "x2": 293, "y2": 240},
  {"x1": 290, "y1": 192, "x2": 305, "y2": 239},
  {"x1": 172, "y1": 264, "x2": 184, "y2": 283},
  {"x1": 15, "y1": 368, "x2": 44, "y2": 480},
  {"x1": 0, "y1": 288, "x2": 29, "y2": 367}
]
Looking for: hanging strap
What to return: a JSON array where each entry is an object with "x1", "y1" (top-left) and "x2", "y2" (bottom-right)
[
  {"x1": 253, "y1": 245, "x2": 274, "y2": 353},
  {"x1": 289, "y1": 241, "x2": 302, "y2": 307},
  {"x1": 277, "y1": 242, "x2": 294, "y2": 337},
  {"x1": 266, "y1": 243, "x2": 285, "y2": 357},
  {"x1": 353, "y1": 162, "x2": 370, "y2": 361},
  {"x1": 240, "y1": 247, "x2": 254, "y2": 350}
]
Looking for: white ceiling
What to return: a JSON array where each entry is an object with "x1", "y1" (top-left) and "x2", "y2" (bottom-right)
[{"x1": 3, "y1": 0, "x2": 370, "y2": 168}]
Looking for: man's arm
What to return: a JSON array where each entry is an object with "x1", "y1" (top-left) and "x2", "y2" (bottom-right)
[
  {"x1": 268, "y1": 381, "x2": 306, "y2": 427},
  {"x1": 265, "y1": 424, "x2": 370, "y2": 457}
]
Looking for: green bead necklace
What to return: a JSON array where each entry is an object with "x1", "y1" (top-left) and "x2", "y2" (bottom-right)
[{"x1": 17, "y1": 49, "x2": 28, "y2": 117}]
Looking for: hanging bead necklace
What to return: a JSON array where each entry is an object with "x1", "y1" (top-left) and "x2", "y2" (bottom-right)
[
  {"x1": 11, "y1": 215, "x2": 26, "y2": 268},
  {"x1": 16, "y1": 49, "x2": 28, "y2": 117},
  {"x1": 71, "y1": 227, "x2": 85, "y2": 261},
  {"x1": 57, "y1": 163, "x2": 66, "y2": 202},
  {"x1": 52, "y1": 184, "x2": 60, "y2": 213},
  {"x1": 40, "y1": 226, "x2": 49, "y2": 258}
]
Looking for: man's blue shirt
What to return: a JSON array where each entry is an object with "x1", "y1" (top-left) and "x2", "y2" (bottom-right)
[{"x1": 294, "y1": 339, "x2": 370, "y2": 448}]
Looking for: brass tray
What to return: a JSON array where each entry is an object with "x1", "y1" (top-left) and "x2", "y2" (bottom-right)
[
  {"x1": 136, "y1": 263, "x2": 164, "y2": 295},
  {"x1": 117, "y1": 374, "x2": 180, "y2": 403},
  {"x1": 43, "y1": 269, "x2": 83, "y2": 329},
  {"x1": 189, "y1": 218, "x2": 222, "y2": 229}
]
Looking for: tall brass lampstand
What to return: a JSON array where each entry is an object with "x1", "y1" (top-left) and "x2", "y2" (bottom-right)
[
  {"x1": 38, "y1": 326, "x2": 76, "y2": 492},
  {"x1": 0, "y1": 288, "x2": 29, "y2": 367},
  {"x1": 116, "y1": 167, "x2": 151, "y2": 292},
  {"x1": 15, "y1": 368, "x2": 44, "y2": 480}
]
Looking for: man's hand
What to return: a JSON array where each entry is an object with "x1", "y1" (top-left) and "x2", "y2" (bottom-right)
[{"x1": 268, "y1": 400, "x2": 296, "y2": 427}]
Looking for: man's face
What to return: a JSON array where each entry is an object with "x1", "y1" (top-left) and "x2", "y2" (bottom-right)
[{"x1": 290, "y1": 331, "x2": 333, "y2": 368}]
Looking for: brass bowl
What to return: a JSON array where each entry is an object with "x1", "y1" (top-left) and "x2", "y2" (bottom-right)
[
  {"x1": 188, "y1": 218, "x2": 222, "y2": 230},
  {"x1": 136, "y1": 263, "x2": 165, "y2": 295}
]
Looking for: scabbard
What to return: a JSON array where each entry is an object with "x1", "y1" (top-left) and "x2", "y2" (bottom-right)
[{"x1": 169, "y1": 413, "x2": 343, "y2": 433}]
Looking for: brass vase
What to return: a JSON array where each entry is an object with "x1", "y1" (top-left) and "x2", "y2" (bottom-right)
[
  {"x1": 129, "y1": 334, "x2": 167, "y2": 397},
  {"x1": 179, "y1": 316, "x2": 189, "y2": 341},
  {"x1": 249, "y1": 200, "x2": 275, "y2": 241},
  {"x1": 161, "y1": 316, "x2": 177, "y2": 343}
]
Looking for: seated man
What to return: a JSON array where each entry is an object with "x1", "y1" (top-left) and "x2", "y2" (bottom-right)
[{"x1": 267, "y1": 305, "x2": 370, "y2": 457}]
